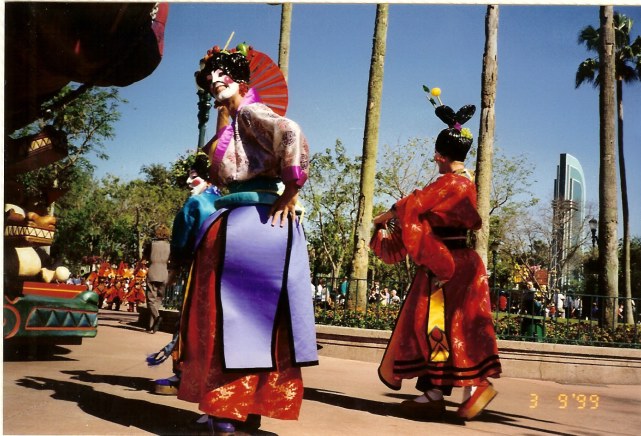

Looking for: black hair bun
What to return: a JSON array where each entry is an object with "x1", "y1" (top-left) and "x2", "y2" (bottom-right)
[
  {"x1": 435, "y1": 104, "x2": 476, "y2": 128},
  {"x1": 190, "y1": 153, "x2": 211, "y2": 180}
]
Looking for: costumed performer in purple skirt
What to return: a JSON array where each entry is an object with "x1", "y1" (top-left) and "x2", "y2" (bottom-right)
[{"x1": 176, "y1": 41, "x2": 318, "y2": 436}]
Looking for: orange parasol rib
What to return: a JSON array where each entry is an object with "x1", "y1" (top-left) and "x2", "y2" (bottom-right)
[{"x1": 248, "y1": 50, "x2": 288, "y2": 116}]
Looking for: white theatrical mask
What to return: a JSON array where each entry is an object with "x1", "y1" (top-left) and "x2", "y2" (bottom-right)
[
  {"x1": 210, "y1": 69, "x2": 240, "y2": 102},
  {"x1": 187, "y1": 172, "x2": 208, "y2": 196}
]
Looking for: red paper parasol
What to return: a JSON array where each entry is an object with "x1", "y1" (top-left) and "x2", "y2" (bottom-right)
[
  {"x1": 247, "y1": 50, "x2": 288, "y2": 116},
  {"x1": 370, "y1": 219, "x2": 407, "y2": 264}
]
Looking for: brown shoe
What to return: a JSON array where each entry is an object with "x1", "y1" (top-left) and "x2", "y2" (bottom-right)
[
  {"x1": 151, "y1": 316, "x2": 163, "y2": 334},
  {"x1": 457, "y1": 382, "x2": 497, "y2": 420},
  {"x1": 399, "y1": 398, "x2": 445, "y2": 420}
]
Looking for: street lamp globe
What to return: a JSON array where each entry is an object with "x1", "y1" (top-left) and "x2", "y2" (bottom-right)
[{"x1": 489, "y1": 241, "x2": 500, "y2": 254}]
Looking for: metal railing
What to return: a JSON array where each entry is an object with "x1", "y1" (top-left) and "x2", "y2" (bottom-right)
[
  {"x1": 161, "y1": 271, "x2": 640, "y2": 348},
  {"x1": 491, "y1": 289, "x2": 640, "y2": 347},
  {"x1": 312, "y1": 275, "x2": 640, "y2": 348},
  {"x1": 161, "y1": 271, "x2": 189, "y2": 310}
]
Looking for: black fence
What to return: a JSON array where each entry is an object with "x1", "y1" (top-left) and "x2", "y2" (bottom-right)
[
  {"x1": 161, "y1": 271, "x2": 189, "y2": 310},
  {"x1": 311, "y1": 275, "x2": 408, "y2": 309},
  {"x1": 491, "y1": 288, "x2": 640, "y2": 347},
  {"x1": 312, "y1": 275, "x2": 641, "y2": 348},
  {"x1": 161, "y1": 273, "x2": 640, "y2": 348}
]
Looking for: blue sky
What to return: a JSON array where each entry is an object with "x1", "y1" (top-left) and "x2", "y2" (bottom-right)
[{"x1": 94, "y1": 3, "x2": 641, "y2": 237}]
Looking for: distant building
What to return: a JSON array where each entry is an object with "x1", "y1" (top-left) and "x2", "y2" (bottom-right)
[{"x1": 550, "y1": 153, "x2": 586, "y2": 290}]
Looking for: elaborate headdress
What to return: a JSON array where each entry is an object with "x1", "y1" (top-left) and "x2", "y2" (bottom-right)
[
  {"x1": 97, "y1": 261, "x2": 113, "y2": 278},
  {"x1": 133, "y1": 261, "x2": 148, "y2": 282},
  {"x1": 189, "y1": 152, "x2": 211, "y2": 181},
  {"x1": 117, "y1": 261, "x2": 134, "y2": 279},
  {"x1": 195, "y1": 35, "x2": 289, "y2": 116},
  {"x1": 195, "y1": 47, "x2": 250, "y2": 89},
  {"x1": 424, "y1": 86, "x2": 476, "y2": 162}
]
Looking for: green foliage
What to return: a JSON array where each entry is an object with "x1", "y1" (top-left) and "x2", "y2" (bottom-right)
[
  {"x1": 15, "y1": 85, "x2": 125, "y2": 210},
  {"x1": 306, "y1": 141, "x2": 362, "y2": 277},
  {"x1": 375, "y1": 137, "x2": 438, "y2": 202},
  {"x1": 51, "y1": 165, "x2": 187, "y2": 270},
  {"x1": 303, "y1": 135, "x2": 540, "y2": 292},
  {"x1": 315, "y1": 307, "x2": 640, "y2": 348},
  {"x1": 493, "y1": 314, "x2": 640, "y2": 348},
  {"x1": 628, "y1": 237, "x2": 641, "y2": 299},
  {"x1": 315, "y1": 305, "x2": 399, "y2": 330},
  {"x1": 169, "y1": 150, "x2": 212, "y2": 189},
  {"x1": 12, "y1": 84, "x2": 209, "y2": 275},
  {"x1": 370, "y1": 138, "x2": 438, "y2": 288},
  {"x1": 140, "y1": 164, "x2": 174, "y2": 187},
  {"x1": 576, "y1": 12, "x2": 641, "y2": 88}
]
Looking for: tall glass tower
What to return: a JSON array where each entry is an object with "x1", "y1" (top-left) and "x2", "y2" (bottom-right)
[{"x1": 551, "y1": 153, "x2": 586, "y2": 290}]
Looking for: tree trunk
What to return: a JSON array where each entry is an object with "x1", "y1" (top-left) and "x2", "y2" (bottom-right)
[
  {"x1": 616, "y1": 80, "x2": 632, "y2": 324},
  {"x1": 136, "y1": 207, "x2": 143, "y2": 261},
  {"x1": 598, "y1": 6, "x2": 619, "y2": 328},
  {"x1": 278, "y1": 3, "x2": 292, "y2": 81},
  {"x1": 474, "y1": 5, "x2": 499, "y2": 268},
  {"x1": 349, "y1": 4, "x2": 388, "y2": 311}
]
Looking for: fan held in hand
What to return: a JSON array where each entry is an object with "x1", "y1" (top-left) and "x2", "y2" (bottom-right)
[{"x1": 370, "y1": 219, "x2": 407, "y2": 264}]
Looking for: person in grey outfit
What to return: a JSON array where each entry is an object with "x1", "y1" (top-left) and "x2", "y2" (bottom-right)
[{"x1": 144, "y1": 224, "x2": 171, "y2": 333}]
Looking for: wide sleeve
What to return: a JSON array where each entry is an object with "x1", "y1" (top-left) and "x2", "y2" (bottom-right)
[
  {"x1": 246, "y1": 105, "x2": 310, "y2": 187},
  {"x1": 394, "y1": 174, "x2": 481, "y2": 282},
  {"x1": 170, "y1": 198, "x2": 198, "y2": 262}
]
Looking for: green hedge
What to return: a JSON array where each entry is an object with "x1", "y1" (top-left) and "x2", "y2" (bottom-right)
[{"x1": 315, "y1": 306, "x2": 641, "y2": 349}]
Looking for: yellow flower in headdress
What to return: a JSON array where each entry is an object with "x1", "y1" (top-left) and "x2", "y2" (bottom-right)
[
  {"x1": 460, "y1": 128, "x2": 473, "y2": 140},
  {"x1": 423, "y1": 85, "x2": 444, "y2": 106}
]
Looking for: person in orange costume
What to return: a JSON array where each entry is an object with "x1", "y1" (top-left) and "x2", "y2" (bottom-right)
[
  {"x1": 126, "y1": 277, "x2": 146, "y2": 312},
  {"x1": 92, "y1": 276, "x2": 109, "y2": 308},
  {"x1": 373, "y1": 97, "x2": 501, "y2": 421},
  {"x1": 105, "y1": 276, "x2": 127, "y2": 311}
]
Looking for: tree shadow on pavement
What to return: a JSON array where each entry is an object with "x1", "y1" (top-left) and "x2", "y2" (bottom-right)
[
  {"x1": 98, "y1": 321, "x2": 150, "y2": 334},
  {"x1": 15, "y1": 375, "x2": 279, "y2": 436},
  {"x1": 4, "y1": 342, "x2": 76, "y2": 362},
  {"x1": 303, "y1": 387, "x2": 465, "y2": 426},
  {"x1": 305, "y1": 387, "x2": 576, "y2": 436},
  {"x1": 15, "y1": 376, "x2": 206, "y2": 435},
  {"x1": 62, "y1": 369, "x2": 155, "y2": 393}
]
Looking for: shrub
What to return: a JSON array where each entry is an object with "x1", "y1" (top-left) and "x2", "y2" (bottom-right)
[{"x1": 315, "y1": 306, "x2": 641, "y2": 349}]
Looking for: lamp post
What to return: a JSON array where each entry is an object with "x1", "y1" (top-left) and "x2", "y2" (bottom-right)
[
  {"x1": 589, "y1": 217, "x2": 598, "y2": 248},
  {"x1": 588, "y1": 217, "x2": 599, "y2": 314},
  {"x1": 195, "y1": 65, "x2": 212, "y2": 150}
]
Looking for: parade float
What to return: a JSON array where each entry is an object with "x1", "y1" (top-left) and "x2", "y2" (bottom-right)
[{"x1": 4, "y1": 2, "x2": 168, "y2": 347}]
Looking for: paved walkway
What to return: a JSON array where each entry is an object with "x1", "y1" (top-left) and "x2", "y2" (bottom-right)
[{"x1": 4, "y1": 311, "x2": 640, "y2": 435}]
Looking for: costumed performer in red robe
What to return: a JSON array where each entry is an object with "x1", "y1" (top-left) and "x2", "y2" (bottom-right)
[{"x1": 373, "y1": 91, "x2": 501, "y2": 421}]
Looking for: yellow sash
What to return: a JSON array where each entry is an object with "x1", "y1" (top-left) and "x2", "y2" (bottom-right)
[{"x1": 427, "y1": 284, "x2": 450, "y2": 362}]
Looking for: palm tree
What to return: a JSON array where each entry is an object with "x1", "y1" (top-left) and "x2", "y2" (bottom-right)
[
  {"x1": 594, "y1": 7, "x2": 618, "y2": 327},
  {"x1": 474, "y1": 5, "x2": 500, "y2": 268},
  {"x1": 278, "y1": 3, "x2": 293, "y2": 81},
  {"x1": 576, "y1": 11, "x2": 641, "y2": 324},
  {"x1": 349, "y1": 4, "x2": 389, "y2": 310}
]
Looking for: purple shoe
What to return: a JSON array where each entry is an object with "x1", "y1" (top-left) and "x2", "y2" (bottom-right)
[
  {"x1": 153, "y1": 376, "x2": 179, "y2": 395},
  {"x1": 207, "y1": 416, "x2": 236, "y2": 435}
]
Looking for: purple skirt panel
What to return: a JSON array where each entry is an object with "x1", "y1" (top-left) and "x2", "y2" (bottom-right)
[{"x1": 202, "y1": 204, "x2": 318, "y2": 369}]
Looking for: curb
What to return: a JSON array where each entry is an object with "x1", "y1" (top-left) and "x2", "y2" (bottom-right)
[{"x1": 137, "y1": 309, "x2": 641, "y2": 385}]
